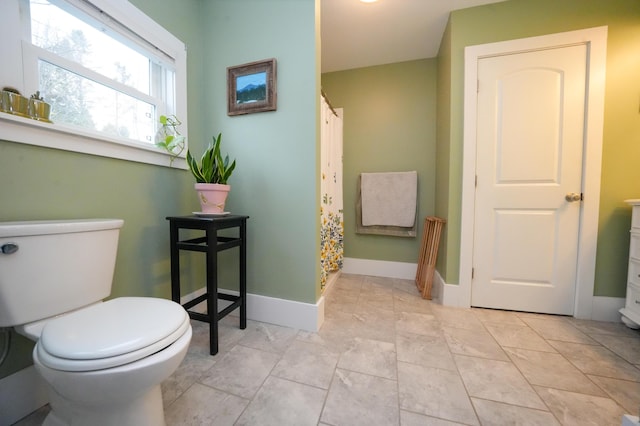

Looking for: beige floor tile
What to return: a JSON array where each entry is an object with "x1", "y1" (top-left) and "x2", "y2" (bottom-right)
[
  {"x1": 199, "y1": 345, "x2": 280, "y2": 399},
  {"x1": 296, "y1": 315, "x2": 358, "y2": 353},
  {"x1": 186, "y1": 318, "x2": 243, "y2": 357},
  {"x1": 454, "y1": 354, "x2": 546, "y2": 410},
  {"x1": 521, "y1": 316, "x2": 598, "y2": 344},
  {"x1": 443, "y1": 326, "x2": 509, "y2": 361},
  {"x1": 236, "y1": 321, "x2": 299, "y2": 354},
  {"x1": 236, "y1": 376, "x2": 326, "y2": 426},
  {"x1": 431, "y1": 305, "x2": 485, "y2": 331},
  {"x1": 321, "y1": 368, "x2": 400, "y2": 426},
  {"x1": 395, "y1": 311, "x2": 442, "y2": 337},
  {"x1": 568, "y1": 318, "x2": 640, "y2": 337},
  {"x1": 588, "y1": 374, "x2": 640, "y2": 413},
  {"x1": 18, "y1": 274, "x2": 639, "y2": 426},
  {"x1": 324, "y1": 292, "x2": 359, "y2": 315},
  {"x1": 535, "y1": 385, "x2": 626, "y2": 426},
  {"x1": 335, "y1": 273, "x2": 365, "y2": 285},
  {"x1": 351, "y1": 309, "x2": 397, "y2": 343},
  {"x1": 504, "y1": 347, "x2": 605, "y2": 396},
  {"x1": 331, "y1": 275, "x2": 364, "y2": 294},
  {"x1": 393, "y1": 291, "x2": 434, "y2": 314},
  {"x1": 337, "y1": 337, "x2": 397, "y2": 379},
  {"x1": 396, "y1": 331, "x2": 456, "y2": 371},
  {"x1": 326, "y1": 283, "x2": 360, "y2": 298},
  {"x1": 400, "y1": 410, "x2": 467, "y2": 425},
  {"x1": 271, "y1": 340, "x2": 339, "y2": 389},
  {"x1": 161, "y1": 347, "x2": 218, "y2": 406},
  {"x1": 362, "y1": 275, "x2": 397, "y2": 291},
  {"x1": 471, "y1": 308, "x2": 527, "y2": 325},
  {"x1": 397, "y1": 362, "x2": 479, "y2": 425},
  {"x1": 392, "y1": 278, "x2": 422, "y2": 296},
  {"x1": 164, "y1": 382, "x2": 248, "y2": 426},
  {"x1": 358, "y1": 291, "x2": 395, "y2": 312},
  {"x1": 589, "y1": 333, "x2": 640, "y2": 364},
  {"x1": 548, "y1": 340, "x2": 640, "y2": 381},
  {"x1": 484, "y1": 322, "x2": 556, "y2": 352},
  {"x1": 471, "y1": 397, "x2": 559, "y2": 426},
  {"x1": 514, "y1": 311, "x2": 567, "y2": 321},
  {"x1": 353, "y1": 295, "x2": 395, "y2": 320},
  {"x1": 215, "y1": 319, "x2": 250, "y2": 354}
]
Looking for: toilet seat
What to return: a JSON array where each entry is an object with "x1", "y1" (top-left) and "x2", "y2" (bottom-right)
[{"x1": 36, "y1": 297, "x2": 190, "y2": 372}]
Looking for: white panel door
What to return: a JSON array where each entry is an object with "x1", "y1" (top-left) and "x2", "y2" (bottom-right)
[{"x1": 471, "y1": 45, "x2": 587, "y2": 315}]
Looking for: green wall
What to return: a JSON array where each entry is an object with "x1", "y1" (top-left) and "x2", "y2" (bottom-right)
[
  {"x1": 436, "y1": 0, "x2": 640, "y2": 297},
  {"x1": 435, "y1": 20, "x2": 453, "y2": 277},
  {"x1": 0, "y1": 0, "x2": 319, "y2": 379},
  {"x1": 0, "y1": 0, "x2": 203, "y2": 381},
  {"x1": 200, "y1": 0, "x2": 320, "y2": 303},
  {"x1": 322, "y1": 59, "x2": 437, "y2": 263}
]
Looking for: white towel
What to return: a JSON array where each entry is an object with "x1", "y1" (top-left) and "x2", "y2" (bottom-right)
[{"x1": 361, "y1": 171, "x2": 417, "y2": 227}]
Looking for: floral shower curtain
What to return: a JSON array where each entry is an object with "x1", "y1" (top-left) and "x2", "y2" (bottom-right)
[{"x1": 320, "y1": 94, "x2": 343, "y2": 291}]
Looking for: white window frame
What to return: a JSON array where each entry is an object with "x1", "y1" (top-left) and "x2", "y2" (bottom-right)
[{"x1": 0, "y1": 0, "x2": 188, "y2": 169}]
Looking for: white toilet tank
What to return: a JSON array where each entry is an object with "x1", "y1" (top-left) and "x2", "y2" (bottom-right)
[{"x1": 0, "y1": 219, "x2": 124, "y2": 328}]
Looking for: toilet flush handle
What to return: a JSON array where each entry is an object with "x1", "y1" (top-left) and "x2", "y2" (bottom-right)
[{"x1": 1, "y1": 243, "x2": 19, "y2": 255}]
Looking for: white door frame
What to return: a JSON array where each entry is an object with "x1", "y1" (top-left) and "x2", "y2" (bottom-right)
[{"x1": 459, "y1": 26, "x2": 607, "y2": 319}]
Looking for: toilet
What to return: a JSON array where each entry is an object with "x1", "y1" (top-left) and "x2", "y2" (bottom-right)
[{"x1": 0, "y1": 219, "x2": 192, "y2": 426}]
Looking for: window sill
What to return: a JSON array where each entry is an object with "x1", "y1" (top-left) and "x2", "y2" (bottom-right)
[{"x1": 0, "y1": 112, "x2": 187, "y2": 170}]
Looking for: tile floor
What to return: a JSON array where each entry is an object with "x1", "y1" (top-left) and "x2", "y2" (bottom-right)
[{"x1": 16, "y1": 273, "x2": 640, "y2": 425}]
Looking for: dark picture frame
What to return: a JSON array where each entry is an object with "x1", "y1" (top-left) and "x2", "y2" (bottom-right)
[{"x1": 227, "y1": 58, "x2": 277, "y2": 116}]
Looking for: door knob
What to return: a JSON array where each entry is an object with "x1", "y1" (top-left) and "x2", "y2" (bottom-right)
[{"x1": 565, "y1": 193, "x2": 582, "y2": 202}]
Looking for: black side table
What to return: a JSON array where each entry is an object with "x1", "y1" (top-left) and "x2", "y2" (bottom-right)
[{"x1": 167, "y1": 215, "x2": 249, "y2": 355}]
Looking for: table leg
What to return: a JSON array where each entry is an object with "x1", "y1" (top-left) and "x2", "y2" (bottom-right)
[
  {"x1": 240, "y1": 219, "x2": 247, "y2": 330},
  {"x1": 169, "y1": 223, "x2": 181, "y2": 303},
  {"x1": 206, "y1": 228, "x2": 219, "y2": 355}
]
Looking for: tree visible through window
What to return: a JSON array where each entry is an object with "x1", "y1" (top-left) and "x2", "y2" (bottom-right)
[
  {"x1": 28, "y1": 0, "x2": 172, "y2": 144},
  {"x1": 0, "y1": 0, "x2": 186, "y2": 167},
  {"x1": 37, "y1": 33, "x2": 95, "y2": 130}
]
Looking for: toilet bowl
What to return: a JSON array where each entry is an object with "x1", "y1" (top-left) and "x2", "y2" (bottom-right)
[
  {"x1": 32, "y1": 298, "x2": 192, "y2": 426},
  {"x1": 0, "y1": 219, "x2": 192, "y2": 425}
]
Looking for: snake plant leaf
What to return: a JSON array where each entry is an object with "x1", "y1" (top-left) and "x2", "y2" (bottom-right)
[
  {"x1": 220, "y1": 159, "x2": 236, "y2": 184},
  {"x1": 212, "y1": 134, "x2": 222, "y2": 161},
  {"x1": 202, "y1": 145, "x2": 216, "y2": 183},
  {"x1": 185, "y1": 132, "x2": 235, "y2": 184},
  {"x1": 186, "y1": 149, "x2": 206, "y2": 182}
]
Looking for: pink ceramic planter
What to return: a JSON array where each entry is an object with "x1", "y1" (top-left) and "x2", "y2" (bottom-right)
[{"x1": 195, "y1": 183, "x2": 230, "y2": 213}]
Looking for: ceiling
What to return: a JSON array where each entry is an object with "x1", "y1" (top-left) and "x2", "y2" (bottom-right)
[{"x1": 321, "y1": 0, "x2": 506, "y2": 73}]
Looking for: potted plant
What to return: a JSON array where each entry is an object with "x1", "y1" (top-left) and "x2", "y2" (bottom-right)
[
  {"x1": 156, "y1": 115, "x2": 236, "y2": 213},
  {"x1": 155, "y1": 115, "x2": 185, "y2": 165},
  {"x1": 27, "y1": 91, "x2": 51, "y2": 122},
  {"x1": 187, "y1": 133, "x2": 236, "y2": 214},
  {"x1": 1, "y1": 87, "x2": 28, "y2": 117}
]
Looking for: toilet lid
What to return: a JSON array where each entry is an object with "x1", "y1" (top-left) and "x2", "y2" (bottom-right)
[{"x1": 37, "y1": 297, "x2": 189, "y2": 372}]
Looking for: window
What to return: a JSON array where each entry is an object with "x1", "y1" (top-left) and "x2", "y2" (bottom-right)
[{"x1": 0, "y1": 0, "x2": 187, "y2": 168}]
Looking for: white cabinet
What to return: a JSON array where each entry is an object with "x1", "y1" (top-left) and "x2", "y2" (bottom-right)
[{"x1": 620, "y1": 199, "x2": 640, "y2": 328}]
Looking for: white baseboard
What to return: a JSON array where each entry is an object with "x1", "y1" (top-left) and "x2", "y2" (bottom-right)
[
  {"x1": 323, "y1": 270, "x2": 341, "y2": 297},
  {"x1": 245, "y1": 292, "x2": 324, "y2": 332},
  {"x1": 435, "y1": 271, "x2": 624, "y2": 323},
  {"x1": 0, "y1": 366, "x2": 48, "y2": 426},
  {"x1": 432, "y1": 270, "x2": 468, "y2": 307},
  {"x1": 181, "y1": 288, "x2": 324, "y2": 332},
  {"x1": 591, "y1": 296, "x2": 625, "y2": 323},
  {"x1": 342, "y1": 257, "x2": 417, "y2": 280}
]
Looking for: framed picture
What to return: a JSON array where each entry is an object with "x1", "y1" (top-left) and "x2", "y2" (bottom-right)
[{"x1": 227, "y1": 58, "x2": 277, "y2": 116}]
